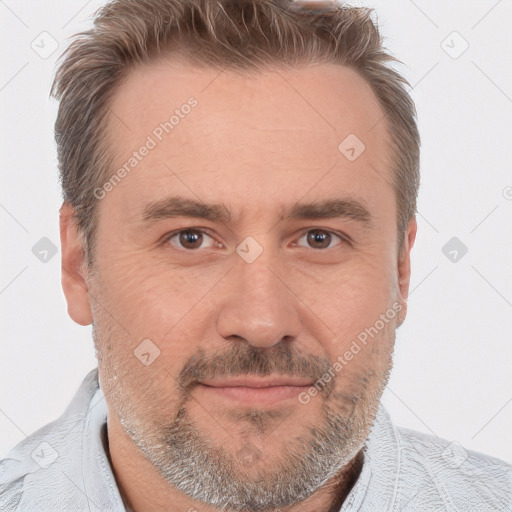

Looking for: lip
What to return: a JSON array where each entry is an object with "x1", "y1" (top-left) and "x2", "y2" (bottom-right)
[
  {"x1": 196, "y1": 376, "x2": 314, "y2": 407},
  {"x1": 199, "y1": 376, "x2": 314, "y2": 388}
]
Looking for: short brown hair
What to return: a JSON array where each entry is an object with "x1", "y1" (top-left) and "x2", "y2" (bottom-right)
[{"x1": 51, "y1": 0, "x2": 420, "y2": 266}]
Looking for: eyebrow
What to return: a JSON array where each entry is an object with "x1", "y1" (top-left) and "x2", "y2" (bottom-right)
[{"x1": 141, "y1": 195, "x2": 373, "y2": 227}]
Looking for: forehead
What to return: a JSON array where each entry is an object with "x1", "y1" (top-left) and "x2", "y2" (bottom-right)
[
  {"x1": 103, "y1": 59, "x2": 393, "y2": 221},
  {"x1": 108, "y1": 58, "x2": 387, "y2": 140}
]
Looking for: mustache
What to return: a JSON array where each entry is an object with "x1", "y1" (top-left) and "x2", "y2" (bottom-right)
[{"x1": 178, "y1": 343, "x2": 335, "y2": 393}]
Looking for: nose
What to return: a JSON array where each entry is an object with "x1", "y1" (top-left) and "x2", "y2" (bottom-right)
[{"x1": 216, "y1": 253, "x2": 302, "y2": 348}]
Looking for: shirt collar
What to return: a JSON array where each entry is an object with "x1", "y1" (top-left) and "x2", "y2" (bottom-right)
[{"x1": 339, "y1": 403, "x2": 401, "y2": 510}]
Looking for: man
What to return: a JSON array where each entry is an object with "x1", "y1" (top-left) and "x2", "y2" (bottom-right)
[{"x1": 1, "y1": 0, "x2": 511, "y2": 510}]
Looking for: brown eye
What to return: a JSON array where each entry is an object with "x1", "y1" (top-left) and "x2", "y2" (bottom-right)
[
  {"x1": 297, "y1": 229, "x2": 343, "y2": 249},
  {"x1": 178, "y1": 230, "x2": 203, "y2": 249},
  {"x1": 165, "y1": 229, "x2": 219, "y2": 251}
]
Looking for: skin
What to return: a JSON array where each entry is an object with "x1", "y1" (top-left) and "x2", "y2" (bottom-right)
[{"x1": 60, "y1": 60, "x2": 416, "y2": 512}]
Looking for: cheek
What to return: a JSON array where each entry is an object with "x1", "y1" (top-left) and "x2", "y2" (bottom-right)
[
  {"x1": 94, "y1": 251, "x2": 223, "y2": 335},
  {"x1": 295, "y1": 251, "x2": 397, "y2": 345},
  {"x1": 91, "y1": 276, "x2": 187, "y2": 416},
  {"x1": 91, "y1": 254, "x2": 232, "y2": 387},
  {"x1": 325, "y1": 314, "x2": 395, "y2": 409}
]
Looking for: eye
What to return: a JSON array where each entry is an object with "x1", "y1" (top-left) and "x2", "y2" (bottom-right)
[
  {"x1": 295, "y1": 229, "x2": 346, "y2": 250},
  {"x1": 163, "y1": 229, "x2": 223, "y2": 251}
]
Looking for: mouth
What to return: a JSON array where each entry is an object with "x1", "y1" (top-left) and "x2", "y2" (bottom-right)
[{"x1": 196, "y1": 376, "x2": 314, "y2": 407}]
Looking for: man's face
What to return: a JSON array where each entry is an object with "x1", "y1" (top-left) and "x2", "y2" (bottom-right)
[{"x1": 64, "y1": 60, "x2": 415, "y2": 510}]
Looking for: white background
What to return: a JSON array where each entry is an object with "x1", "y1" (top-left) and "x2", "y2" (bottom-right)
[{"x1": 1, "y1": 0, "x2": 511, "y2": 463}]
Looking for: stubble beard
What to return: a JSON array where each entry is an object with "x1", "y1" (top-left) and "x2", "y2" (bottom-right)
[{"x1": 96, "y1": 341, "x2": 393, "y2": 512}]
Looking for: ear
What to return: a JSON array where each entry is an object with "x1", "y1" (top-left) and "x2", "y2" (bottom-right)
[
  {"x1": 396, "y1": 217, "x2": 417, "y2": 327},
  {"x1": 59, "y1": 202, "x2": 93, "y2": 326}
]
